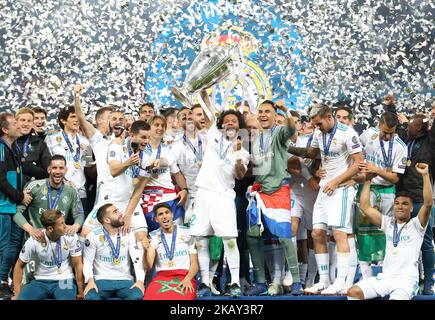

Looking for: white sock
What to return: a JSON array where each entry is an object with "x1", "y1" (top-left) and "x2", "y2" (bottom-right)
[
  {"x1": 346, "y1": 237, "x2": 358, "y2": 288},
  {"x1": 307, "y1": 249, "x2": 317, "y2": 287},
  {"x1": 223, "y1": 238, "x2": 240, "y2": 286},
  {"x1": 335, "y1": 252, "x2": 350, "y2": 288},
  {"x1": 315, "y1": 253, "x2": 330, "y2": 285},
  {"x1": 329, "y1": 242, "x2": 337, "y2": 282},
  {"x1": 299, "y1": 263, "x2": 308, "y2": 285},
  {"x1": 196, "y1": 237, "x2": 210, "y2": 286},
  {"x1": 359, "y1": 261, "x2": 372, "y2": 280},
  {"x1": 209, "y1": 259, "x2": 220, "y2": 286}
]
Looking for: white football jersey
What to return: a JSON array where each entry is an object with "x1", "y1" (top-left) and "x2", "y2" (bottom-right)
[
  {"x1": 19, "y1": 231, "x2": 82, "y2": 281},
  {"x1": 381, "y1": 216, "x2": 426, "y2": 281},
  {"x1": 45, "y1": 130, "x2": 92, "y2": 194},
  {"x1": 195, "y1": 126, "x2": 249, "y2": 198},
  {"x1": 150, "y1": 225, "x2": 196, "y2": 273},
  {"x1": 359, "y1": 127, "x2": 407, "y2": 186},
  {"x1": 310, "y1": 122, "x2": 362, "y2": 187},
  {"x1": 83, "y1": 228, "x2": 144, "y2": 282}
]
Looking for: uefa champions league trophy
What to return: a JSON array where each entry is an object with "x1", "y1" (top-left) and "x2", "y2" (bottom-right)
[{"x1": 170, "y1": 43, "x2": 240, "y2": 108}]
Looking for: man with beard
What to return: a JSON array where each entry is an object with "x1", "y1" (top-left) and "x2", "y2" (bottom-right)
[
  {"x1": 190, "y1": 110, "x2": 249, "y2": 298},
  {"x1": 14, "y1": 108, "x2": 51, "y2": 185},
  {"x1": 12, "y1": 209, "x2": 84, "y2": 300},
  {"x1": 83, "y1": 203, "x2": 145, "y2": 300},
  {"x1": 45, "y1": 106, "x2": 93, "y2": 217},
  {"x1": 14, "y1": 155, "x2": 85, "y2": 239},
  {"x1": 191, "y1": 104, "x2": 208, "y2": 133},
  {"x1": 143, "y1": 203, "x2": 198, "y2": 300}
]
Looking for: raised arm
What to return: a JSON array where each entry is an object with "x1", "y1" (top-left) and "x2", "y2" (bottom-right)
[
  {"x1": 73, "y1": 84, "x2": 96, "y2": 139},
  {"x1": 415, "y1": 163, "x2": 433, "y2": 228},
  {"x1": 359, "y1": 174, "x2": 382, "y2": 227}
]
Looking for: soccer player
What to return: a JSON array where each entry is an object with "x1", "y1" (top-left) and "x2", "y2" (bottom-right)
[
  {"x1": 143, "y1": 203, "x2": 198, "y2": 300},
  {"x1": 138, "y1": 103, "x2": 155, "y2": 122},
  {"x1": 14, "y1": 155, "x2": 84, "y2": 238},
  {"x1": 83, "y1": 204, "x2": 145, "y2": 300},
  {"x1": 348, "y1": 163, "x2": 433, "y2": 300},
  {"x1": 191, "y1": 109, "x2": 249, "y2": 298},
  {"x1": 288, "y1": 103, "x2": 364, "y2": 295},
  {"x1": 32, "y1": 107, "x2": 48, "y2": 140},
  {"x1": 357, "y1": 111, "x2": 407, "y2": 279},
  {"x1": 12, "y1": 209, "x2": 84, "y2": 300},
  {"x1": 245, "y1": 100, "x2": 301, "y2": 296},
  {"x1": 44, "y1": 106, "x2": 93, "y2": 216}
]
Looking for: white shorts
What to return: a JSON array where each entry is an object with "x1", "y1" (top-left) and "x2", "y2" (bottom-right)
[
  {"x1": 355, "y1": 273, "x2": 419, "y2": 300},
  {"x1": 312, "y1": 186, "x2": 356, "y2": 234},
  {"x1": 189, "y1": 188, "x2": 237, "y2": 238},
  {"x1": 83, "y1": 201, "x2": 148, "y2": 233},
  {"x1": 291, "y1": 192, "x2": 314, "y2": 231}
]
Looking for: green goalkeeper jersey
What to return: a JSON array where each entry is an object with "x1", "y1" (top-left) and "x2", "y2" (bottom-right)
[{"x1": 13, "y1": 178, "x2": 85, "y2": 229}]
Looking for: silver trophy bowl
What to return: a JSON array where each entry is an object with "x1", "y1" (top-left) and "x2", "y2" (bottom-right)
[{"x1": 171, "y1": 43, "x2": 239, "y2": 107}]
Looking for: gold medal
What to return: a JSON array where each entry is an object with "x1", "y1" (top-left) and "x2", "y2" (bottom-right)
[
  {"x1": 167, "y1": 260, "x2": 174, "y2": 267},
  {"x1": 57, "y1": 267, "x2": 62, "y2": 274},
  {"x1": 406, "y1": 160, "x2": 412, "y2": 167},
  {"x1": 74, "y1": 162, "x2": 81, "y2": 169},
  {"x1": 16, "y1": 167, "x2": 20, "y2": 174},
  {"x1": 99, "y1": 235, "x2": 105, "y2": 243},
  {"x1": 392, "y1": 247, "x2": 398, "y2": 255},
  {"x1": 56, "y1": 136, "x2": 62, "y2": 143},
  {"x1": 152, "y1": 172, "x2": 159, "y2": 179},
  {"x1": 63, "y1": 244, "x2": 68, "y2": 251},
  {"x1": 113, "y1": 258, "x2": 121, "y2": 265},
  {"x1": 196, "y1": 161, "x2": 202, "y2": 169}
]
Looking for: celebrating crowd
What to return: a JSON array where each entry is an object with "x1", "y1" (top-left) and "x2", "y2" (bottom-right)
[{"x1": 0, "y1": 85, "x2": 434, "y2": 301}]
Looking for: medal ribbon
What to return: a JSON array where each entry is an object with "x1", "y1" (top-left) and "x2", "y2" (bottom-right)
[
  {"x1": 46, "y1": 180, "x2": 64, "y2": 209},
  {"x1": 393, "y1": 219, "x2": 410, "y2": 247},
  {"x1": 161, "y1": 225, "x2": 177, "y2": 263},
  {"x1": 322, "y1": 121, "x2": 337, "y2": 158},
  {"x1": 54, "y1": 238, "x2": 62, "y2": 270},
  {"x1": 219, "y1": 135, "x2": 233, "y2": 160},
  {"x1": 183, "y1": 134, "x2": 203, "y2": 162},
  {"x1": 406, "y1": 139, "x2": 416, "y2": 162},
  {"x1": 14, "y1": 135, "x2": 30, "y2": 158},
  {"x1": 379, "y1": 136, "x2": 394, "y2": 169},
  {"x1": 62, "y1": 131, "x2": 81, "y2": 163},
  {"x1": 102, "y1": 228, "x2": 121, "y2": 262},
  {"x1": 259, "y1": 125, "x2": 276, "y2": 155},
  {"x1": 306, "y1": 134, "x2": 314, "y2": 148}
]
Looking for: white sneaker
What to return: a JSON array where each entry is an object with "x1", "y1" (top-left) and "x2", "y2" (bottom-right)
[
  {"x1": 304, "y1": 282, "x2": 330, "y2": 295},
  {"x1": 268, "y1": 283, "x2": 284, "y2": 296},
  {"x1": 210, "y1": 283, "x2": 221, "y2": 296},
  {"x1": 283, "y1": 271, "x2": 293, "y2": 287},
  {"x1": 321, "y1": 282, "x2": 346, "y2": 295}
]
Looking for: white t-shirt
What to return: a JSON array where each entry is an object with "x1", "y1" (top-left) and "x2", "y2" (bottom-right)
[
  {"x1": 88, "y1": 130, "x2": 117, "y2": 205},
  {"x1": 195, "y1": 126, "x2": 249, "y2": 198},
  {"x1": 138, "y1": 142, "x2": 180, "y2": 190},
  {"x1": 45, "y1": 130, "x2": 92, "y2": 194},
  {"x1": 359, "y1": 127, "x2": 407, "y2": 186},
  {"x1": 107, "y1": 138, "x2": 137, "y2": 203},
  {"x1": 310, "y1": 122, "x2": 362, "y2": 187},
  {"x1": 381, "y1": 216, "x2": 426, "y2": 281},
  {"x1": 83, "y1": 227, "x2": 144, "y2": 282},
  {"x1": 150, "y1": 225, "x2": 196, "y2": 273},
  {"x1": 19, "y1": 232, "x2": 82, "y2": 281},
  {"x1": 171, "y1": 133, "x2": 207, "y2": 195}
]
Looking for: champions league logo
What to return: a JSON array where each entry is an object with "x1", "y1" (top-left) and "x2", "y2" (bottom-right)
[{"x1": 144, "y1": 0, "x2": 312, "y2": 112}]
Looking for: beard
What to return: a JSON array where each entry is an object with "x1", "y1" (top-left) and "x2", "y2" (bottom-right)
[{"x1": 110, "y1": 218, "x2": 125, "y2": 228}]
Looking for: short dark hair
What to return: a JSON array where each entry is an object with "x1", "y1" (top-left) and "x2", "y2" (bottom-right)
[
  {"x1": 161, "y1": 107, "x2": 178, "y2": 118},
  {"x1": 49, "y1": 154, "x2": 67, "y2": 166},
  {"x1": 95, "y1": 106, "x2": 115, "y2": 123},
  {"x1": 130, "y1": 120, "x2": 150, "y2": 134},
  {"x1": 32, "y1": 106, "x2": 47, "y2": 117},
  {"x1": 40, "y1": 209, "x2": 63, "y2": 229},
  {"x1": 191, "y1": 104, "x2": 203, "y2": 112},
  {"x1": 0, "y1": 112, "x2": 14, "y2": 137},
  {"x1": 216, "y1": 109, "x2": 247, "y2": 130},
  {"x1": 153, "y1": 202, "x2": 172, "y2": 215},
  {"x1": 139, "y1": 103, "x2": 154, "y2": 113},
  {"x1": 177, "y1": 107, "x2": 190, "y2": 120},
  {"x1": 379, "y1": 111, "x2": 398, "y2": 128},
  {"x1": 58, "y1": 106, "x2": 76, "y2": 130},
  {"x1": 96, "y1": 203, "x2": 114, "y2": 224},
  {"x1": 395, "y1": 191, "x2": 413, "y2": 202},
  {"x1": 335, "y1": 106, "x2": 353, "y2": 120},
  {"x1": 260, "y1": 100, "x2": 277, "y2": 111}
]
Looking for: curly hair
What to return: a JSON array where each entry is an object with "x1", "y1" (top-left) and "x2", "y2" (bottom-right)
[{"x1": 216, "y1": 109, "x2": 247, "y2": 130}]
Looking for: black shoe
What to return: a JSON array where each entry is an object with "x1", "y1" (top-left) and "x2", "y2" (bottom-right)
[{"x1": 0, "y1": 283, "x2": 13, "y2": 299}]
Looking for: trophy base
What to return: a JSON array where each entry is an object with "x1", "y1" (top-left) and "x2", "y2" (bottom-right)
[{"x1": 170, "y1": 87, "x2": 193, "y2": 108}]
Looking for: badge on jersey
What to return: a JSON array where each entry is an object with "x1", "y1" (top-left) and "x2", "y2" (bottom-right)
[
  {"x1": 21, "y1": 246, "x2": 25, "y2": 254},
  {"x1": 85, "y1": 239, "x2": 90, "y2": 247},
  {"x1": 109, "y1": 151, "x2": 116, "y2": 157},
  {"x1": 56, "y1": 136, "x2": 62, "y2": 143},
  {"x1": 371, "y1": 133, "x2": 378, "y2": 140},
  {"x1": 99, "y1": 235, "x2": 105, "y2": 243},
  {"x1": 352, "y1": 136, "x2": 358, "y2": 144}
]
